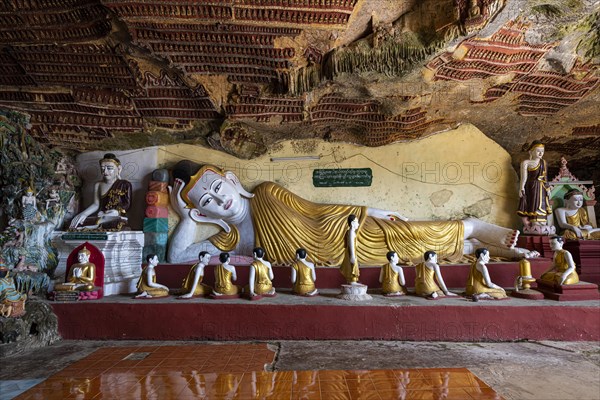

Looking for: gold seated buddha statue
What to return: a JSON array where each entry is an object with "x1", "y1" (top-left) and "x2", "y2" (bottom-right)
[{"x1": 55, "y1": 246, "x2": 96, "y2": 292}]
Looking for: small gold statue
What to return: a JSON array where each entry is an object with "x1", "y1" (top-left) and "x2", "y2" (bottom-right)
[
  {"x1": 379, "y1": 251, "x2": 406, "y2": 296},
  {"x1": 466, "y1": 248, "x2": 507, "y2": 300},
  {"x1": 290, "y1": 248, "x2": 318, "y2": 296},
  {"x1": 179, "y1": 251, "x2": 212, "y2": 299},
  {"x1": 212, "y1": 253, "x2": 240, "y2": 297},
  {"x1": 135, "y1": 254, "x2": 169, "y2": 298},
  {"x1": 246, "y1": 247, "x2": 276, "y2": 299},
  {"x1": 55, "y1": 246, "x2": 96, "y2": 292},
  {"x1": 539, "y1": 236, "x2": 579, "y2": 286},
  {"x1": 414, "y1": 251, "x2": 457, "y2": 299}
]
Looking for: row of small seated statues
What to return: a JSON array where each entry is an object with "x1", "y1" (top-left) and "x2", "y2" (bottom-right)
[{"x1": 130, "y1": 234, "x2": 578, "y2": 301}]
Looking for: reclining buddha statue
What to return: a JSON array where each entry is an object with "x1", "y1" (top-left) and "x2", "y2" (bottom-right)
[{"x1": 167, "y1": 161, "x2": 538, "y2": 265}]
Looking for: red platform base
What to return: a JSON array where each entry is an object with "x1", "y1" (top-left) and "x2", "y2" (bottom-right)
[
  {"x1": 49, "y1": 260, "x2": 599, "y2": 342},
  {"x1": 536, "y1": 280, "x2": 600, "y2": 301},
  {"x1": 564, "y1": 240, "x2": 600, "y2": 285},
  {"x1": 50, "y1": 296, "x2": 600, "y2": 341}
]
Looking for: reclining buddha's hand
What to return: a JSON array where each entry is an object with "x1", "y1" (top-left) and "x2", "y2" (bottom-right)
[
  {"x1": 367, "y1": 207, "x2": 409, "y2": 222},
  {"x1": 169, "y1": 178, "x2": 188, "y2": 219}
]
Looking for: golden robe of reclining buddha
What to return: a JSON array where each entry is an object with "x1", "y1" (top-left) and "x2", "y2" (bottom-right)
[{"x1": 251, "y1": 182, "x2": 465, "y2": 265}]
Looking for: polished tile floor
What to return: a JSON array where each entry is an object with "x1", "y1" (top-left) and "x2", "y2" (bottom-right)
[{"x1": 13, "y1": 344, "x2": 502, "y2": 400}]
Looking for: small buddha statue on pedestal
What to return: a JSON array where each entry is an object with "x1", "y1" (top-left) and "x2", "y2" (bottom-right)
[
  {"x1": 340, "y1": 214, "x2": 360, "y2": 285},
  {"x1": 414, "y1": 251, "x2": 457, "y2": 299},
  {"x1": 135, "y1": 254, "x2": 169, "y2": 299},
  {"x1": 179, "y1": 251, "x2": 212, "y2": 299},
  {"x1": 379, "y1": 251, "x2": 406, "y2": 296},
  {"x1": 517, "y1": 141, "x2": 555, "y2": 235},
  {"x1": 337, "y1": 214, "x2": 371, "y2": 301},
  {"x1": 245, "y1": 247, "x2": 276, "y2": 300},
  {"x1": 55, "y1": 246, "x2": 96, "y2": 292},
  {"x1": 211, "y1": 253, "x2": 240, "y2": 298},
  {"x1": 466, "y1": 248, "x2": 508, "y2": 301},
  {"x1": 539, "y1": 236, "x2": 579, "y2": 286},
  {"x1": 290, "y1": 248, "x2": 318, "y2": 296}
]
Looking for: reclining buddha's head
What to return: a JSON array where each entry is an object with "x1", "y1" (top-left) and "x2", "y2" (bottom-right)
[{"x1": 173, "y1": 161, "x2": 254, "y2": 231}]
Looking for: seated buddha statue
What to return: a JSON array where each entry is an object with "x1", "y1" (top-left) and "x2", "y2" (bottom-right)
[
  {"x1": 554, "y1": 190, "x2": 600, "y2": 240},
  {"x1": 246, "y1": 247, "x2": 276, "y2": 299},
  {"x1": 539, "y1": 236, "x2": 579, "y2": 286},
  {"x1": 465, "y1": 248, "x2": 507, "y2": 300},
  {"x1": 135, "y1": 254, "x2": 169, "y2": 298},
  {"x1": 415, "y1": 251, "x2": 457, "y2": 299},
  {"x1": 69, "y1": 153, "x2": 132, "y2": 231},
  {"x1": 179, "y1": 251, "x2": 212, "y2": 299},
  {"x1": 212, "y1": 252, "x2": 240, "y2": 297},
  {"x1": 167, "y1": 161, "x2": 538, "y2": 265},
  {"x1": 0, "y1": 267, "x2": 27, "y2": 318},
  {"x1": 55, "y1": 246, "x2": 96, "y2": 292},
  {"x1": 290, "y1": 248, "x2": 318, "y2": 296},
  {"x1": 379, "y1": 251, "x2": 406, "y2": 296}
]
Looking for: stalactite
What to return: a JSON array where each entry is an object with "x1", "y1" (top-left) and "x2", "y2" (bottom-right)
[
  {"x1": 288, "y1": 63, "x2": 323, "y2": 96},
  {"x1": 322, "y1": 28, "x2": 459, "y2": 81}
]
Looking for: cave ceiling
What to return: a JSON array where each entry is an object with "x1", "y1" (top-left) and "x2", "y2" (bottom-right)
[{"x1": 0, "y1": 0, "x2": 599, "y2": 174}]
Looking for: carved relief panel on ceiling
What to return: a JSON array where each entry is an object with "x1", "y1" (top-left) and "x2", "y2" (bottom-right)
[{"x1": 0, "y1": 0, "x2": 596, "y2": 170}]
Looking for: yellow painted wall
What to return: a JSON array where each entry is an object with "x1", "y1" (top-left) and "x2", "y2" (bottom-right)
[{"x1": 156, "y1": 123, "x2": 519, "y2": 240}]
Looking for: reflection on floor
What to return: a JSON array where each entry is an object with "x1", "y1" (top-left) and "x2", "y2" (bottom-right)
[{"x1": 13, "y1": 344, "x2": 502, "y2": 400}]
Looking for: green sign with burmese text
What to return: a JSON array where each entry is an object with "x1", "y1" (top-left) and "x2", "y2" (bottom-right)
[{"x1": 312, "y1": 168, "x2": 373, "y2": 187}]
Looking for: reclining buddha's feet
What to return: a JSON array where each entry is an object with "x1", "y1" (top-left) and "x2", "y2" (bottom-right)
[
  {"x1": 503, "y1": 229, "x2": 519, "y2": 249},
  {"x1": 517, "y1": 249, "x2": 540, "y2": 259},
  {"x1": 463, "y1": 218, "x2": 519, "y2": 249}
]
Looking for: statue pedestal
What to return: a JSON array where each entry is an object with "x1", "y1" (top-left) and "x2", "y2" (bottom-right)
[
  {"x1": 511, "y1": 288, "x2": 544, "y2": 300},
  {"x1": 522, "y1": 225, "x2": 556, "y2": 236},
  {"x1": 337, "y1": 284, "x2": 372, "y2": 301},
  {"x1": 535, "y1": 280, "x2": 600, "y2": 301},
  {"x1": 564, "y1": 240, "x2": 600, "y2": 285},
  {"x1": 512, "y1": 276, "x2": 544, "y2": 300},
  {"x1": 51, "y1": 231, "x2": 144, "y2": 296}
]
